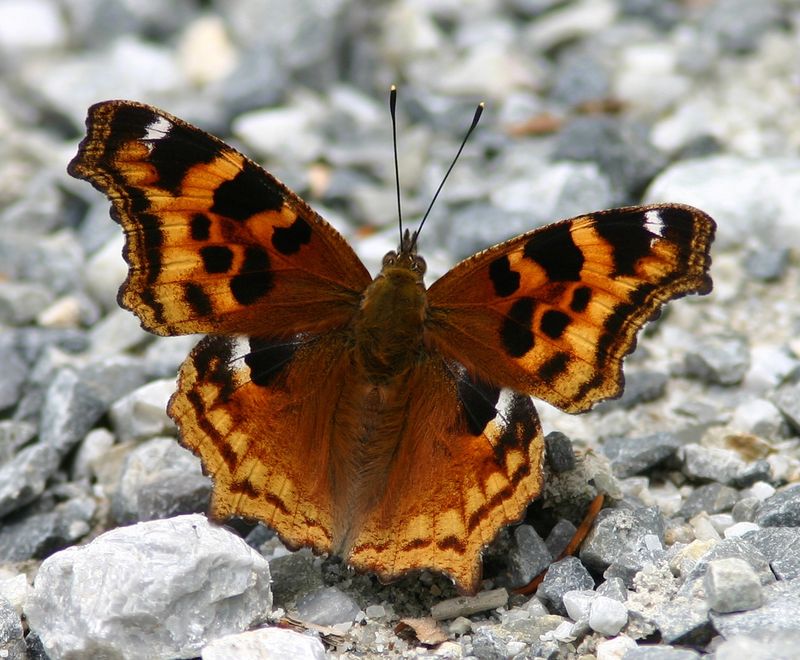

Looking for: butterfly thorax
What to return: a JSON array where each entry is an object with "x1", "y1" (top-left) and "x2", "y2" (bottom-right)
[{"x1": 353, "y1": 236, "x2": 428, "y2": 383}]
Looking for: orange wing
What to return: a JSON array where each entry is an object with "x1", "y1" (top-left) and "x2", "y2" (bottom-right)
[
  {"x1": 68, "y1": 100, "x2": 371, "y2": 338},
  {"x1": 168, "y1": 331, "x2": 545, "y2": 595},
  {"x1": 426, "y1": 204, "x2": 715, "y2": 412}
]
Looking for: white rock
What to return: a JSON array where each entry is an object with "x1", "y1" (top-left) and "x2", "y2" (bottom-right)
[
  {"x1": 646, "y1": 156, "x2": 800, "y2": 251},
  {"x1": 177, "y1": 15, "x2": 238, "y2": 85},
  {"x1": 690, "y1": 512, "x2": 722, "y2": 542},
  {"x1": 0, "y1": 0, "x2": 66, "y2": 52},
  {"x1": 724, "y1": 522, "x2": 760, "y2": 538},
  {"x1": 0, "y1": 572, "x2": 30, "y2": 615},
  {"x1": 71, "y1": 427, "x2": 116, "y2": 481},
  {"x1": 84, "y1": 232, "x2": 127, "y2": 311},
  {"x1": 233, "y1": 98, "x2": 324, "y2": 162},
  {"x1": 202, "y1": 627, "x2": 324, "y2": 660},
  {"x1": 746, "y1": 481, "x2": 776, "y2": 501},
  {"x1": 563, "y1": 589, "x2": 596, "y2": 622},
  {"x1": 109, "y1": 379, "x2": 176, "y2": 441},
  {"x1": 588, "y1": 596, "x2": 628, "y2": 636},
  {"x1": 730, "y1": 398, "x2": 786, "y2": 438},
  {"x1": 26, "y1": 515, "x2": 272, "y2": 660},
  {"x1": 595, "y1": 633, "x2": 637, "y2": 660}
]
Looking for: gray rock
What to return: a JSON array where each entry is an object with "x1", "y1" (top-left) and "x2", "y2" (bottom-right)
[
  {"x1": 545, "y1": 519, "x2": 578, "y2": 559},
  {"x1": 544, "y1": 431, "x2": 576, "y2": 473},
  {"x1": 754, "y1": 485, "x2": 800, "y2": 527},
  {"x1": 0, "y1": 443, "x2": 60, "y2": 518},
  {"x1": 704, "y1": 557, "x2": 763, "y2": 613},
  {"x1": 0, "y1": 496, "x2": 95, "y2": 562},
  {"x1": 552, "y1": 116, "x2": 666, "y2": 199},
  {"x1": 537, "y1": 557, "x2": 594, "y2": 615},
  {"x1": 743, "y1": 527, "x2": 800, "y2": 580},
  {"x1": 603, "y1": 432, "x2": 685, "y2": 478},
  {"x1": 683, "y1": 332, "x2": 750, "y2": 386},
  {"x1": 596, "y1": 577, "x2": 627, "y2": 602},
  {"x1": 0, "y1": 348, "x2": 25, "y2": 413},
  {"x1": 88, "y1": 307, "x2": 152, "y2": 357},
  {"x1": 619, "y1": 0, "x2": 683, "y2": 28},
  {"x1": 111, "y1": 437, "x2": 211, "y2": 525},
  {"x1": 680, "y1": 537, "x2": 775, "y2": 589},
  {"x1": 0, "y1": 594, "x2": 26, "y2": 660},
  {"x1": 506, "y1": 524, "x2": 553, "y2": 586},
  {"x1": 6, "y1": 327, "x2": 88, "y2": 365},
  {"x1": 38, "y1": 367, "x2": 107, "y2": 456},
  {"x1": 550, "y1": 50, "x2": 611, "y2": 107},
  {"x1": 0, "y1": 281, "x2": 54, "y2": 326},
  {"x1": 732, "y1": 497, "x2": 761, "y2": 523},
  {"x1": 25, "y1": 515, "x2": 272, "y2": 660},
  {"x1": 202, "y1": 627, "x2": 326, "y2": 660},
  {"x1": 623, "y1": 647, "x2": 701, "y2": 659},
  {"x1": 701, "y1": 0, "x2": 784, "y2": 53},
  {"x1": 0, "y1": 420, "x2": 36, "y2": 463},
  {"x1": 743, "y1": 245, "x2": 790, "y2": 282},
  {"x1": 713, "y1": 630, "x2": 800, "y2": 660},
  {"x1": 470, "y1": 627, "x2": 508, "y2": 659},
  {"x1": 269, "y1": 550, "x2": 325, "y2": 608},
  {"x1": 295, "y1": 586, "x2": 360, "y2": 627},
  {"x1": 678, "y1": 484, "x2": 739, "y2": 519},
  {"x1": 0, "y1": 231, "x2": 84, "y2": 296},
  {"x1": 710, "y1": 578, "x2": 800, "y2": 638},
  {"x1": 580, "y1": 507, "x2": 665, "y2": 583},
  {"x1": 601, "y1": 370, "x2": 668, "y2": 410},
  {"x1": 681, "y1": 444, "x2": 746, "y2": 485},
  {"x1": 731, "y1": 460, "x2": 772, "y2": 489},
  {"x1": 772, "y1": 382, "x2": 800, "y2": 435}
]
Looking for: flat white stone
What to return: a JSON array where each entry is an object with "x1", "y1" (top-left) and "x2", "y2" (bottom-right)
[
  {"x1": 26, "y1": 515, "x2": 272, "y2": 660},
  {"x1": 202, "y1": 627, "x2": 324, "y2": 660}
]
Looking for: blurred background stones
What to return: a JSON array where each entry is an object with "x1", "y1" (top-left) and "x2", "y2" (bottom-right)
[{"x1": 1, "y1": 0, "x2": 800, "y2": 657}]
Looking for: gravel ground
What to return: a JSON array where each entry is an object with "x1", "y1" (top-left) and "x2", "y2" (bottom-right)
[{"x1": 2, "y1": 1, "x2": 800, "y2": 658}]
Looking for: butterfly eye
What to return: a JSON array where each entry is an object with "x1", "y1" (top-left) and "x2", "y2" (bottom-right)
[
  {"x1": 382, "y1": 251, "x2": 397, "y2": 267},
  {"x1": 411, "y1": 255, "x2": 427, "y2": 275}
]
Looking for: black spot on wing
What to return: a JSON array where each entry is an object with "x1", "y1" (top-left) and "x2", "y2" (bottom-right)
[
  {"x1": 147, "y1": 122, "x2": 218, "y2": 194},
  {"x1": 493, "y1": 393, "x2": 539, "y2": 468},
  {"x1": 523, "y1": 222, "x2": 584, "y2": 281},
  {"x1": 190, "y1": 213, "x2": 211, "y2": 241},
  {"x1": 594, "y1": 211, "x2": 652, "y2": 277},
  {"x1": 488, "y1": 255, "x2": 520, "y2": 297},
  {"x1": 538, "y1": 351, "x2": 571, "y2": 382},
  {"x1": 139, "y1": 213, "x2": 163, "y2": 283},
  {"x1": 245, "y1": 337, "x2": 298, "y2": 388},
  {"x1": 540, "y1": 309, "x2": 571, "y2": 339},
  {"x1": 184, "y1": 282, "x2": 213, "y2": 317},
  {"x1": 191, "y1": 336, "x2": 236, "y2": 402},
  {"x1": 106, "y1": 104, "x2": 157, "y2": 159},
  {"x1": 230, "y1": 246, "x2": 273, "y2": 305},
  {"x1": 200, "y1": 245, "x2": 234, "y2": 274},
  {"x1": 272, "y1": 218, "x2": 312, "y2": 255},
  {"x1": 570, "y1": 286, "x2": 591, "y2": 312},
  {"x1": 456, "y1": 373, "x2": 501, "y2": 436},
  {"x1": 501, "y1": 297, "x2": 536, "y2": 358},
  {"x1": 211, "y1": 160, "x2": 283, "y2": 222}
]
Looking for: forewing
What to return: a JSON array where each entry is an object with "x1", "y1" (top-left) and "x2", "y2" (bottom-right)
[
  {"x1": 68, "y1": 100, "x2": 371, "y2": 337},
  {"x1": 426, "y1": 204, "x2": 715, "y2": 413}
]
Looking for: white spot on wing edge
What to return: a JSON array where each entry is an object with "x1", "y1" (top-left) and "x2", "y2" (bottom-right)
[
  {"x1": 644, "y1": 209, "x2": 666, "y2": 238},
  {"x1": 143, "y1": 116, "x2": 172, "y2": 144}
]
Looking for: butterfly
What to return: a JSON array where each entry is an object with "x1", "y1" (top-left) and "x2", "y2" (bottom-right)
[{"x1": 68, "y1": 99, "x2": 715, "y2": 595}]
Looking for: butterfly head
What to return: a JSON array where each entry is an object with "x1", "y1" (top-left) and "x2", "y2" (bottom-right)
[{"x1": 381, "y1": 229, "x2": 427, "y2": 282}]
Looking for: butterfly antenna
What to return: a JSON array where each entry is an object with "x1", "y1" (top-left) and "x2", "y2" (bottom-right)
[
  {"x1": 412, "y1": 101, "x2": 484, "y2": 248},
  {"x1": 389, "y1": 85, "x2": 403, "y2": 245}
]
